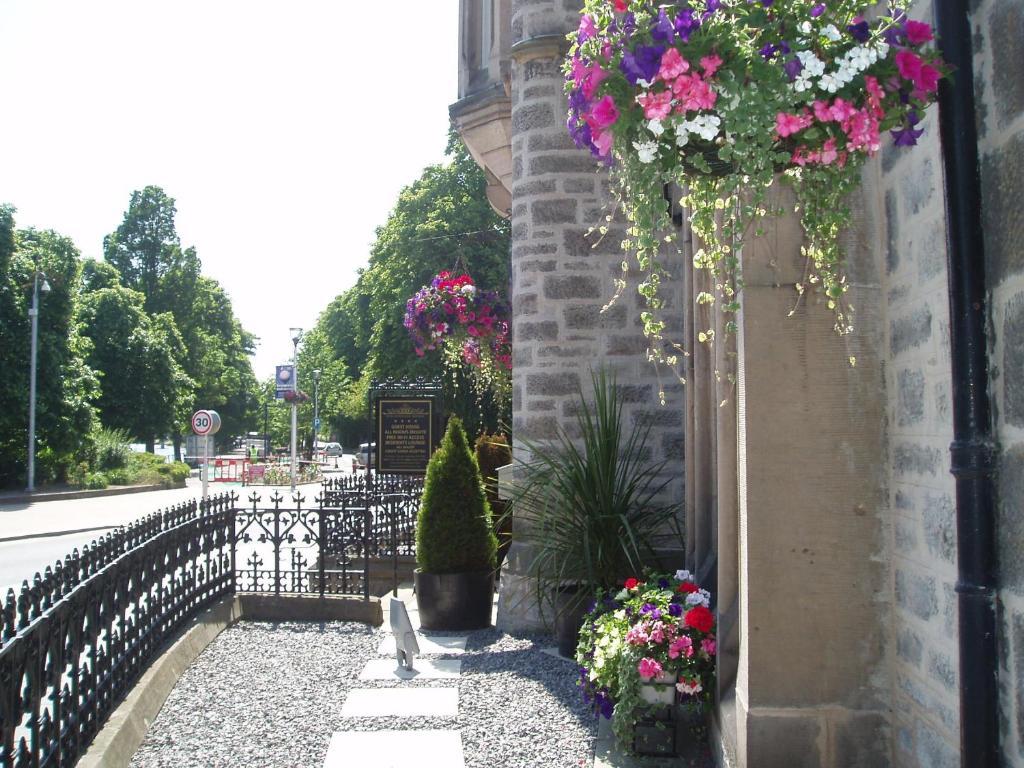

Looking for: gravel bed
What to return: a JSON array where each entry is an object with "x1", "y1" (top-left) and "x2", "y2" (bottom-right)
[{"x1": 129, "y1": 621, "x2": 596, "y2": 768}]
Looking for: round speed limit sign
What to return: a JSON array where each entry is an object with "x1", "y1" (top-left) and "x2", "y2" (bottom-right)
[{"x1": 191, "y1": 410, "x2": 221, "y2": 436}]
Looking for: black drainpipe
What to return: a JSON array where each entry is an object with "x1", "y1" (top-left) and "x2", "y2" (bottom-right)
[{"x1": 934, "y1": 2, "x2": 999, "y2": 765}]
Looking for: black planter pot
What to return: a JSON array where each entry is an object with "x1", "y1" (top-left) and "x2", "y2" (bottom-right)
[
  {"x1": 414, "y1": 569, "x2": 494, "y2": 631},
  {"x1": 554, "y1": 584, "x2": 589, "y2": 659}
]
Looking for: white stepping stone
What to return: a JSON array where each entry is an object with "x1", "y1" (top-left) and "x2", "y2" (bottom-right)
[
  {"x1": 341, "y1": 687, "x2": 458, "y2": 718},
  {"x1": 324, "y1": 730, "x2": 465, "y2": 768},
  {"x1": 360, "y1": 658, "x2": 462, "y2": 680},
  {"x1": 377, "y1": 634, "x2": 468, "y2": 656}
]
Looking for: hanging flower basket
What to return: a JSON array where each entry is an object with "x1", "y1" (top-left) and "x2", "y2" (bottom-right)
[
  {"x1": 282, "y1": 390, "x2": 310, "y2": 404},
  {"x1": 404, "y1": 271, "x2": 511, "y2": 403},
  {"x1": 565, "y1": 1, "x2": 947, "y2": 359}
]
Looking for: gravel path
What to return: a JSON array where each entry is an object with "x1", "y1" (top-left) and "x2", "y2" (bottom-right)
[{"x1": 129, "y1": 621, "x2": 596, "y2": 768}]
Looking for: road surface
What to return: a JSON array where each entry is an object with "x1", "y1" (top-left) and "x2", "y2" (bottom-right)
[{"x1": 0, "y1": 529, "x2": 115, "y2": 596}]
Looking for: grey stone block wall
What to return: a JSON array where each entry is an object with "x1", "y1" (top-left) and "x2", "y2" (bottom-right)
[
  {"x1": 878, "y1": 4, "x2": 962, "y2": 764},
  {"x1": 973, "y1": 0, "x2": 1024, "y2": 763},
  {"x1": 500, "y1": 0, "x2": 686, "y2": 631}
]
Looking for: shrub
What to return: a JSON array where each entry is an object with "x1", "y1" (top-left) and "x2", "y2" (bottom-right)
[
  {"x1": 93, "y1": 427, "x2": 132, "y2": 471},
  {"x1": 416, "y1": 417, "x2": 497, "y2": 574},
  {"x1": 105, "y1": 467, "x2": 134, "y2": 485},
  {"x1": 84, "y1": 472, "x2": 108, "y2": 490}
]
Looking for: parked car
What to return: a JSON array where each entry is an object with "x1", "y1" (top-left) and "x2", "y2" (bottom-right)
[
  {"x1": 322, "y1": 442, "x2": 343, "y2": 457},
  {"x1": 357, "y1": 442, "x2": 376, "y2": 469}
]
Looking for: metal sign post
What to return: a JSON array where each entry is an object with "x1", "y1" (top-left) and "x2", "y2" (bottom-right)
[{"x1": 191, "y1": 409, "x2": 221, "y2": 499}]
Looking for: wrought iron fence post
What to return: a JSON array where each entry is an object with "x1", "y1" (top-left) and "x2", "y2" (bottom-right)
[
  {"x1": 364, "y1": 506, "x2": 371, "y2": 602},
  {"x1": 392, "y1": 496, "x2": 399, "y2": 598},
  {"x1": 318, "y1": 501, "x2": 326, "y2": 599}
]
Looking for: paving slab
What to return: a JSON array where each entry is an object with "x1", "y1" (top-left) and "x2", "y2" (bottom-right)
[
  {"x1": 359, "y1": 658, "x2": 462, "y2": 680},
  {"x1": 377, "y1": 635, "x2": 468, "y2": 656},
  {"x1": 323, "y1": 729, "x2": 465, "y2": 768},
  {"x1": 341, "y1": 687, "x2": 459, "y2": 718}
]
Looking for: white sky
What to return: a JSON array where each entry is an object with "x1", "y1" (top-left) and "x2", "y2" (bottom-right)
[{"x1": 0, "y1": 0, "x2": 458, "y2": 378}]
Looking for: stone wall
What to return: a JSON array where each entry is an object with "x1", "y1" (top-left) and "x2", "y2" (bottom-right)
[
  {"x1": 973, "y1": 0, "x2": 1024, "y2": 764},
  {"x1": 499, "y1": 0, "x2": 687, "y2": 631},
  {"x1": 876, "y1": 5, "x2": 961, "y2": 765}
]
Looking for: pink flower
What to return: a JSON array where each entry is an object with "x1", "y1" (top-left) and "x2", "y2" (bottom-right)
[
  {"x1": 895, "y1": 50, "x2": 923, "y2": 83},
  {"x1": 819, "y1": 138, "x2": 839, "y2": 165},
  {"x1": 613, "y1": 0, "x2": 628, "y2": 10},
  {"x1": 626, "y1": 625, "x2": 650, "y2": 645},
  {"x1": 592, "y1": 129, "x2": 614, "y2": 156},
  {"x1": 775, "y1": 110, "x2": 813, "y2": 138},
  {"x1": 842, "y1": 108, "x2": 881, "y2": 154},
  {"x1": 700, "y1": 54, "x2": 723, "y2": 78},
  {"x1": 578, "y1": 15, "x2": 597, "y2": 41},
  {"x1": 587, "y1": 94, "x2": 619, "y2": 129},
  {"x1": 905, "y1": 20, "x2": 934, "y2": 45},
  {"x1": 915, "y1": 64, "x2": 941, "y2": 93},
  {"x1": 864, "y1": 76, "x2": 885, "y2": 118},
  {"x1": 658, "y1": 48, "x2": 689, "y2": 81},
  {"x1": 650, "y1": 622, "x2": 666, "y2": 644},
  {"x1": 668, "y1": 635, "x2": 693, "y2": 659},
  {"x1": 672, "y1": 73, "x2": 716, "y2": 112},
  {"x1": 812, "y1": 99, "x2": 833, "y2": 122},
  {"x1": 581, "y1": 64, "x2": 609, "y2": 100},
  {"x1": 637, "y1": 89, "x2": 673, "y2": 120},
  {"x1": 637, "y1": 657, "x2": 663, "y2": 681},
  {"x1": 701, "y1": 636, "x2": 717, "y2": 656}
]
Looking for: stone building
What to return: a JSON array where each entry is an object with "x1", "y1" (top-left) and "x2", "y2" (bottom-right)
[{"x1": 450, "y1": 1, "x2": 1024, "y2": 766}]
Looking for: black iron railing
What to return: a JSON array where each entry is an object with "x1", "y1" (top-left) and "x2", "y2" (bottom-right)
[
  {"x1": 0, "y1": 481, "x2": 423, "y2": 768},
  {"x1": 320, "y1": 474, "x2": 424, "y2": 559}
]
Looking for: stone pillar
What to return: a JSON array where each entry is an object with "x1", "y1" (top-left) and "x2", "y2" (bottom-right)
[
  {"x1": 732, "y1": 184, "x2": 890, "y2": 766},
  {"x1": 497, "y1": 0, "x2": 686, "y2": 631}
]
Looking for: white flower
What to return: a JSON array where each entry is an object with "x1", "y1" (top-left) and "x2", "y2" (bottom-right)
[
  {"x1": 692, "y1": 114, "x2": 721, "y2": 141},
  {"x1": 676, "y1": 679, "x2": 703, "y2": 696},
  {"x1": 819, "y1": 73, "x2": 841, "y2": 93},
  {"x1": 794, "y1": 76, "x2": 812, "y2": 93},
  {"x1": 823, "y1": 24, "x2": 841, "y2": 41},
  {"x1": 647, "y1": 119, "x2": 665, "y2": 137},
  {"x1": 633, "y1": 140, "x2": 658, "y2": 163},
  {"x1": 797, "y1": 50, "x2": 825, "y2": 77},
  {"x1": 875, "y1": 41, "x2": 890, "y2": 59},
  {"x1": 674, "y1": 569, "x2": 692, "y2": 582},
  {"x1": 637, "y1": 78, "x2": 653, "y2": 89},
  {"x1": 685, "y1": 592, "x2": 705, "y2": 606},
  {"x1": 675, "y1": 128, "x2": 690, "y2": 147},
  {"x1": 799, "y1": 20, "x2": 812, "y2": 35},
  {"x1": 460, "y1": 284, "x2": 476, "y2": 295}
]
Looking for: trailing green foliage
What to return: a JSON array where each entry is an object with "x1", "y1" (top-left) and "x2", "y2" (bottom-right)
[
  {"x1": 416, "y1": 417, "x2": 497, "y2": 575},
  {"x1": 510, "y1": 369, "x2": 681, "y2": 618}
]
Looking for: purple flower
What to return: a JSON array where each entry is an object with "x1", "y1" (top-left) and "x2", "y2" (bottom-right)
[
  {"x1": 778, "y1": 40, "x2": 791, "y2": 55},
  {"x1": 674, "y1": 9, "x2": 701, "y2": 42},
  {"x1": 706, "y1": 0, "x2": 721, "y2": 11},
  {"x1": 623, "y1": 12, "x2": 636, "y2": 37},
  {"x1": 891, "y1": 125, "x2": 924, "y2": 146},
  {"x1": 759, "y1": 43, "x2": 777, "y2": 60},
  {"x1": 578, "y1": 15, "x2": 597, "y2": 43},
  {"x1": 641, "y1": 602, "x2": 656, "y2": 614},
  {"x1": 783, "y1": 56, "x2": 803, "y2": 81},
  {"x1": 658, "y1": 578, "x2": 670, "y2": 589},
  {"x1": 810, "y1": 3, "x2": 825, "y2": 17},
  {"x1": 650, "y1": 8, "x2": 675, "y2": 42},
  {"x1": 668, "y1": 603, "x2": 683, "y2": 617},
  {"x1": 650, "y1": 608, "x2": 662, "y2": 620},
  {"x1": 620, "y1": 45, "x2": 665, "y2": 84},
  {"x1": 847, "y1": 19, "x2": 871, "y2": 43}
]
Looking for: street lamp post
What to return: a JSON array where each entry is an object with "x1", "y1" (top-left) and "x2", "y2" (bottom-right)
[
  {"x1": 312, "y1": 369, "x2": 321, "y2": 460},
  {"x1": 263, "y1": 401, "x2": 270, "y2": 460},
  {"x1": 26, "y1": 271, "x2": 51, "y2": 492},
  {"x1": 289, "y1": 328, "x2": 302, "y2": 493}
]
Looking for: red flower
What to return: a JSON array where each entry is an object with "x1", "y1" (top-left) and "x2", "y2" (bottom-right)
[
  {"x1": 677, "y1": 582, "x2": 699, "y2": 594},
  {"x1": 613, "y1": 0, "x2": 629, "y2": 11},
  {"x1": 624, "y1": 577, "x2": 640, "y2": 590},
  {"x1": 684, "y1": 605, "x2": 714, "y2": 633}
]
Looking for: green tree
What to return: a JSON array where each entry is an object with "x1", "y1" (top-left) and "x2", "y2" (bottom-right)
[
  {"x1": 103, "y1": 187, "x2": 260, "y2": 453},
  {"x1": 316, "y1": 133, "x2": 511, "y2": 442},
  {"x1": 79, "y1": 285, "x2": 194, "y2": 449},
  {"x1": 0, "y1": 209, "x2": 99, "y2": 486}
]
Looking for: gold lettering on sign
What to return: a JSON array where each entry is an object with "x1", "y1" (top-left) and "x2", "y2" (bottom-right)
[{"x1": 377, "y1": 399, "x2": 433, "y2": 475}]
